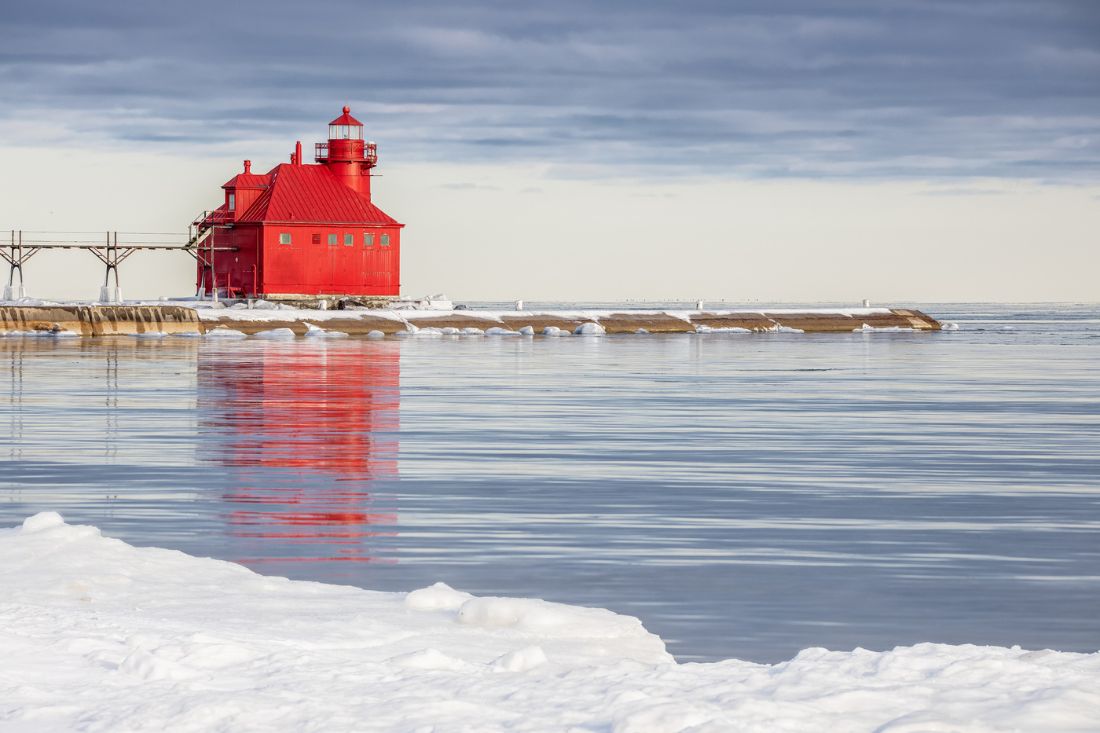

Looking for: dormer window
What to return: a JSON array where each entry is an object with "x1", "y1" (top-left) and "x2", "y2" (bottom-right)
[{"x1": 228, "y1": 193, "x2": 236, "y2": 211}]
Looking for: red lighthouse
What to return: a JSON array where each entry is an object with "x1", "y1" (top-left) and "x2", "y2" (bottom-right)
[{"x1": 194, "y1": 106, "x2": 403, "y2": 301}]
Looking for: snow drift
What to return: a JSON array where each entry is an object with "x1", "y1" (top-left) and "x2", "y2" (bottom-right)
[{"x1": 1, "y1": 514, "x2": 1097, "y2": 732}]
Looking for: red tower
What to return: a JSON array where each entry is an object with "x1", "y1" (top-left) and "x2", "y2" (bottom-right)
[{"x1": 194, "y1": 106, "x2": 403, "y2": 300}]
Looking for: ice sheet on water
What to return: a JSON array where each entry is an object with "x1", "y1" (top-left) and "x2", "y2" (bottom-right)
[{"x1": 2, "y1": 513, "x2": 1098, "y2": 732}]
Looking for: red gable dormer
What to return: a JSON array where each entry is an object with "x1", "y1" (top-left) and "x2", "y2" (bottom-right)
[{"x1": 222, "y1": 160, "x2": 270, "y2": 221}]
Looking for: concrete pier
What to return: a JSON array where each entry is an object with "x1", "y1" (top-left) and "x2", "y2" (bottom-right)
[
  {"x1": 1, "y1": 305, "x2": 940, "y2": 337},
  {"x1": 198, "y1": 308, "x2": 941, "y2": 335}
]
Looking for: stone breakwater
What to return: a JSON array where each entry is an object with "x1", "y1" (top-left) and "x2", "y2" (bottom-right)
[
  {"x1": 0, "y1": 305, "x2": 200, "y2": 336},
  {"x1": 0, "y1": 305, "x2": 940, "y2": 336}
]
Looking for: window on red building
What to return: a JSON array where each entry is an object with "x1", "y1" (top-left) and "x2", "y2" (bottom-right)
[
  {"x1": 364, "y1": 233, "x2": 374, "y2": 247},
  {"x1": 381, "y1": 234, "x2": 391, "y2": 247},
  {"x1": 344, "y1": 233, "x2": 354, "y2": 246},
  {"x1": 328, "y1": 234, "x2": 337, "y2": 245},
  {"x1": 279, "y1": 233, "x2": 292, "y2": 245},
  {"x1": 312, "y1": 233, "x2": 321, "y2": 244}
]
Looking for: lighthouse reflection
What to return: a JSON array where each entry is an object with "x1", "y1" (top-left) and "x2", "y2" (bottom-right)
[{"x1": 197, "y1": 339, "x2": 400, "y2": 572}]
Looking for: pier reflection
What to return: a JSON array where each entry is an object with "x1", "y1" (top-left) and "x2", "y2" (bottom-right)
[{"x1": 197, "y1": 340, "x2": 400, "y2": 570}]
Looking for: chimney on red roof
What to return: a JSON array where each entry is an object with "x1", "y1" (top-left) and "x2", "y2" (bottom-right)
[
  {"x1": 295, "y1": 141, "x2": 303, "y2": 166},
  {"x1": 243, "y1": 160, "x2": 251, "y2": 174}
]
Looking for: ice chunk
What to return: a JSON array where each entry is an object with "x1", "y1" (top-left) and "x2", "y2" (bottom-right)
[
  {"x1": 405, "y1": 582, "x2": 474, "y2": 612},
  {"x1": 574, "y1": 322, "x2": 606, "y2": 336},
  {"x1": 485, "y1": 327, "x2": 520, "y2": 336},
  {"x1": 456, "y1": 596, "x2": 650, "y2": 640},
  {"x1": 695, "y1": 325, "x2": 751, "y2": 334},
  {"x1": 461, "y1": 327, "x2": 486, "y2": 336},
  {"x1": 518, "y1": 326, "x2": 535, "y2": 336},
  {"x1": 398, "y1": 326, "x2": 444, "y2": 337},
  {"x1": 941, "y1": 322, "x2": 961, "y2": 331},
  {"x1": 204, "y1": 327, "x2": 247, "y2": 339},
  {"x1": 303, "y1": 322, "x2": 346, "y2": 338},
  {"x1": 542, "y1": 326, "x2": 563, "y2": 337},
  {"x1": 252, "y1": 328, "x2": 297, "y2": 340},
  {"x1": 366, "y1": 330, "x2": 386, "y2": 339},
  {"x1": 855, "y1": 323, "x2": 915, "y2": 333},
  {"x1": 21, "y1": 511, "x2": 66, "y2": 533},
  {"x1": 492, "y1": 646, "x2": 548, "y2": 673},
  {"x1": 388, "y1": 648, "x2": 477, "y2": 672},
  {"x1": 441, "y1": 327, "x2": 460, "y2": 335}
]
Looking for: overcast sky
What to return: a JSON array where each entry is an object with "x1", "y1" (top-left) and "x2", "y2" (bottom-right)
[{"x1": 1, "y1": 1, "x2": 1098, "y2": 301}]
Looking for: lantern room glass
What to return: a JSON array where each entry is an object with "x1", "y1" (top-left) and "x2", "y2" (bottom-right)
[{"x1": 329, "y1": 124, "x2": 362, "y2": 140}]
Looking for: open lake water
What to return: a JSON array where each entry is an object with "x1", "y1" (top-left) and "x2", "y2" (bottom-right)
[{"x1": 2, "y1": 303, "x2": 1098, "y2": 663}]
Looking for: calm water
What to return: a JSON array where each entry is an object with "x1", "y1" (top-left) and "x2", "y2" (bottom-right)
[{"x1": 2, "y1": 303, "x2": 1099, "y2": 663}]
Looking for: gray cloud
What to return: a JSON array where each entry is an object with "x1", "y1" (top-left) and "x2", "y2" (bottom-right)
[{"x1": 1, "y1": 0, "x2": 1098, "y2": 181}]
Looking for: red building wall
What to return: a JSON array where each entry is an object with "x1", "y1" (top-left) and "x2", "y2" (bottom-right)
[{"x1": 260, "y1": 225, "x2": 400, "y2": 296}]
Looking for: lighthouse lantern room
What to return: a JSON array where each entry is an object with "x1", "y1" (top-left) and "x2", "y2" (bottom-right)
[{"x1": 194, "y1": 106, "x2": 402, "y2": 300}]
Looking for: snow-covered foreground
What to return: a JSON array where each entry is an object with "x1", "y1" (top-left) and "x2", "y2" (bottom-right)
[{"x1": 2, "y1": 515, "x2": 1097, "y2": 732}]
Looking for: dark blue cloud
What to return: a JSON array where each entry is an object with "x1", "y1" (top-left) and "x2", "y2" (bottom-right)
[{"x1": 1, "y1": 0, "x2": 1098, "y2": 181}]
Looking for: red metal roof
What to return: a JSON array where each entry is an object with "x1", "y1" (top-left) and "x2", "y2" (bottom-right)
[
  {"x1": 329, "y1": 105, "x2": 363, "y2": 126},
  {"x1": 237, "y1": 163, "x2": 400, "y2": 226},
  {"x1": 222, "y1": 172, "x2": 271, "y2": 190}
]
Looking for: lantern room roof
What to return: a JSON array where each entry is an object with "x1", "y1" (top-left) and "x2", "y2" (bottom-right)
[{"x1": 328, "y1": 105, "x2": 363, "y2": 127}]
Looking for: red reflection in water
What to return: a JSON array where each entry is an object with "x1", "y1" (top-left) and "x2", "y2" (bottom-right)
[{"x1": 198, "y1": 341, "x2": 400, "y2": 568}]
